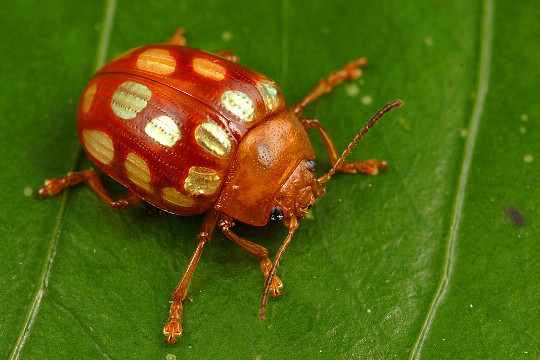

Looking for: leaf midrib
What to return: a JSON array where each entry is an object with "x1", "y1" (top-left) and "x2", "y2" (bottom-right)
[{"x1": 408, "y1": 0, "x2": 495, "y2": 358}]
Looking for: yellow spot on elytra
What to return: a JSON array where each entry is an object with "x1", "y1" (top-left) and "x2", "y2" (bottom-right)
[
  {"x1": 136, "y1": 48, "x2": 176, "y2": 75},
  {"x1": 125, "y1": 152, "x2": 152, "y2": 191},
  {"x1": 111, "y1": 81, "x2": 152, "y2": 120},
  {"x1": 257, "y1": 80, "x2": 281, "y2": 111},
  {"x1": 162, "y1": 187, "x2": 196, "y2": 207},
  {"x1": 221, "y1": 90, "x2": 255, "y2": 122},
  {"x1": 82, "y1": 83, "x2": 97, "y2": 113},
  {"x1": 145, "y1": 115, "x2": 181, "y2": 147},
  {"x1": 194, "y1": 122, "x2": 231, "y2": 158},
  {"x1": 82, "y1": 129, "x2": 114, "y2": 165},
  {"x1": 184, "y1": 166, "x2": 221, "y2": 196},
  {"x1": 192, "y1": 58, "x2": 227, "y2": 81}
]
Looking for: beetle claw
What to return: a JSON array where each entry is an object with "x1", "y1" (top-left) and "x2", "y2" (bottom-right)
[
  {"x1": 163, "y1": 317, "x2": 182, "y2": 343},
  {"x1": 163, "y1": 321, "x2": 182, "y2": 343},
  {"x1": 269, "y1": 275, "x2": 283, "y2": 297}
]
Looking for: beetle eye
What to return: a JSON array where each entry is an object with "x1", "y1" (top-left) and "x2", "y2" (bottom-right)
[
  {"x1": 306, "y1": 160, "x2": 318, "y2": 173},
  {"x1": 269, "y1": 206, "x2": 284, "y2": 223}
]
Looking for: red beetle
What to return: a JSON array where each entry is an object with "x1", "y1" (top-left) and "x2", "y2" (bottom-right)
[{"x1": 39, "y1": 29, "x2": 402, "y2": 342}]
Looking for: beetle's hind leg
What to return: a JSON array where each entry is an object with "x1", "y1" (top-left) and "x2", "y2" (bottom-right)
[
  {"x1": 219, "y1": 215, "x2": 283, "y2": 297},
  {"x1": 39, "y1": 169, "x2": 143, "y2": 209}
]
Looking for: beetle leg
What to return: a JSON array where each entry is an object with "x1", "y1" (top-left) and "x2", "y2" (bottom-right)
[
  {"x1": 300, "y1": 118, "x2": 387, "y2": 175},
  {"x1": 39, "y1": 169, "x2": 143, "y2": 209},
  {"x1": 167, "y1": 28, "x2": 187, "y2": 46},
  {"x1": 292, "y1": 57, "x2": 368, "y2": 116},
  {"x1": 214, "y1": 49, "x2": 239, "y2": 63},
  {"x1": 163, "y1": 209, "x2": 220, "y2": 343},
  {"x1": 218, "y1": 214, "x2": 283, "y2": 297}
]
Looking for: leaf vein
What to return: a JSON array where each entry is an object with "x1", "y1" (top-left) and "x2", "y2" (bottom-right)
[
  {"x1": 49, "y1": 298, "x2": 113, "y2": 360},
  {"x1": 8, "y1": 1, "x2": 117, "y2": 359}
]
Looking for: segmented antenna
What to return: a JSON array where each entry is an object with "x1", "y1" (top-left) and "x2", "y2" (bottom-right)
[{"x1": 317, "y1": 99, "x2": 404, "y2": 184}]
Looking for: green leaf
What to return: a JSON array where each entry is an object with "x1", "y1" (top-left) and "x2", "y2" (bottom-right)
[{"x1": 2, "y1": 0, "x2": 539, "y2": 358}]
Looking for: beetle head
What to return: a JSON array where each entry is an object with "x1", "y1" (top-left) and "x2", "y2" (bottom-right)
[{"x1": 270, "y1": 159, "x2": 321, "y2": 223}]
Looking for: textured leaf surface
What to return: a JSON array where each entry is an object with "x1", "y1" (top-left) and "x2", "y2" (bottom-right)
[{"x1": 1, "y1": 0, "x2": 538, "y2": 359}]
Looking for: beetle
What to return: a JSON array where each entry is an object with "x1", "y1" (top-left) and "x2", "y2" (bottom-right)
[{"x1": 39, "y1": 28, "x2": 403, "y2": 343}]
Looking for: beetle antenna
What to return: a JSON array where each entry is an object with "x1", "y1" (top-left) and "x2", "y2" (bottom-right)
[
  {"x1": 259, "y1": 217, "x2": 299, "y2": 322},
  {"x1": 317, "y1": 99, "x2": 404, "y2": 184}
]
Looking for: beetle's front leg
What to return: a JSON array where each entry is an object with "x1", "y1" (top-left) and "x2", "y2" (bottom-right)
[
  {"x1": 218, "y1": 215, "x2": 283, "y2": 297},
  {"x1": 292, "y1": 57, "x2": 368, "y2": 116},
  {"x1": 301, "y1": 118, "x2": 387, "y2": 175},
  {"x1": 167, "y1": 28, "x2": 187, "y2": 45},
  {"x1": 166, "y1": 28, "x2": 239, "y2": 63}
]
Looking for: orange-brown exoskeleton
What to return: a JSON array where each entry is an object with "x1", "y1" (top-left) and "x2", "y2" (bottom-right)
[{"x1": 39, "y1": 28, "x2": 403, "y2": 342}]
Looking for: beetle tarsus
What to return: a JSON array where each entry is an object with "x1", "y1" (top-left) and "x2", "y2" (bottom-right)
[
  {"x1": 38, "y1": 173, "x2": 78, "y2": 198},
  {"x1": 337, "y1": 159, "x2": 388, "y2": 175},
  {"x1": 38, "y1": 180, "x2": 58, "y2": 197},
  {"x1": 343, "y1": 57, "x2": 369, "y2": 80},
  {"x1": 163, "y1": 299, "x2": 183, "y2": 343},
  {"x1": 261, "y1": 257, "x2": 283, "y2": 297}
]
